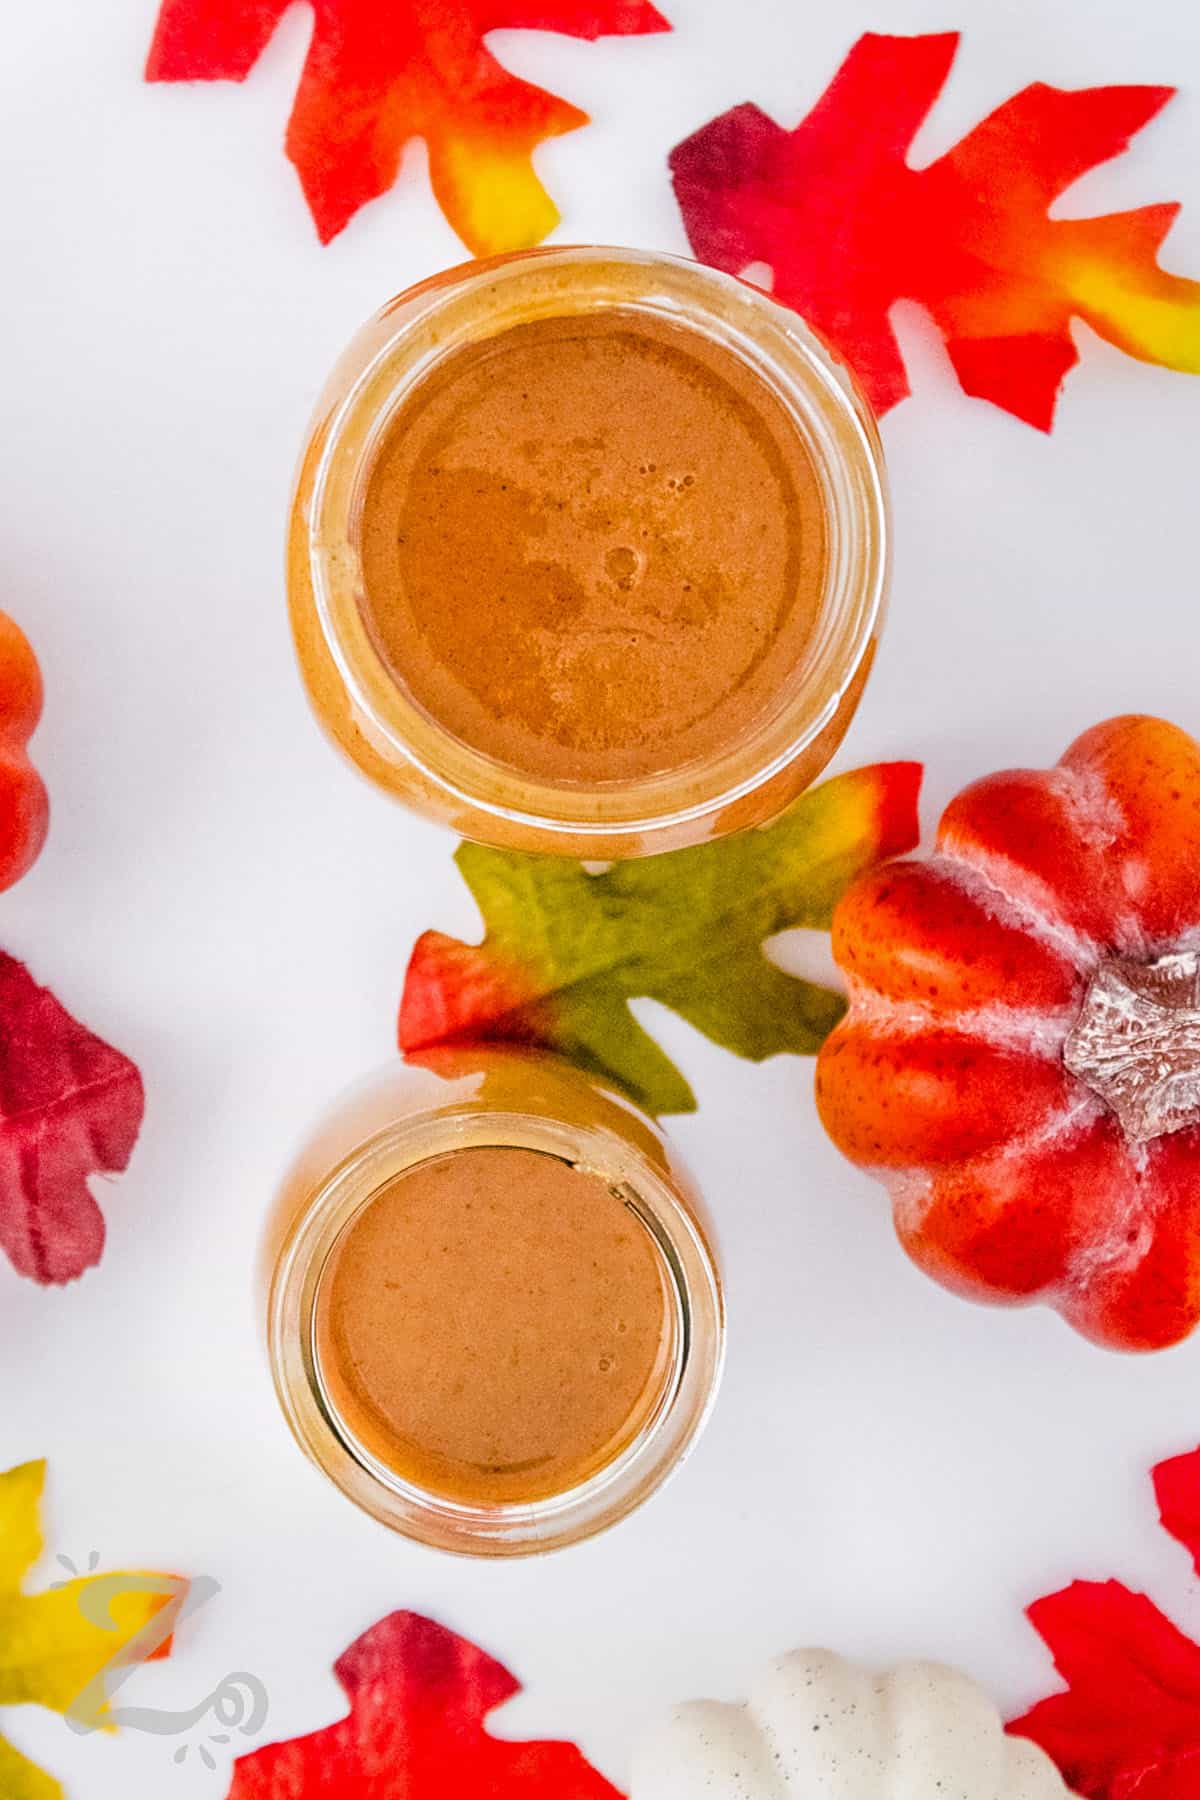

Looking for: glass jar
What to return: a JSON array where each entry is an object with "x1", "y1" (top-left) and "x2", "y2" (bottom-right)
[
  {"x1": 263, "y1": 1047, "x2": 724, "y2": 1556},
  {"x1": 288, "y1": 247, "x2": 888, "y2": 858}
]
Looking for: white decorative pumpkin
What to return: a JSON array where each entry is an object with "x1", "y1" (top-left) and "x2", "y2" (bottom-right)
[{"x1": 630, "y1": 1649, "x2": 1070, "y2": 1799}]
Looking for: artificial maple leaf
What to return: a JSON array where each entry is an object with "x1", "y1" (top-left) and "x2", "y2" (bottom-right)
[
  {"x1": 0, "y1": 1459, "x2": 184, "y2": 1800},
  {"x1": 146, "y1": 0, "x2": 670, "y2": 254},
  {"x1": 669, "y1": 31, "x2": 1200, "y2": 429},
  {"x1": 1153, "y1": 1447, "x2": 1200, "y2": 1578},
  {"x1": 228, "y1": 1610, "x2": 622, "y2": 1797},
  {"x1": 0, "y1": 953, "x2": 144, "y2": 1284},
  {"x1": 400, "y1": 763, "x2": 920, "y2": 1115},
  {"x1": 1009, "y1": 1444, "x2": 1200, "y2": 1796}
]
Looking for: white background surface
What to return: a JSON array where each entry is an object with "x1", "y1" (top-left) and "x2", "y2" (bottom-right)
[{"x1": 4, "y1": 0, "x2": 1200, "y2": 1792}]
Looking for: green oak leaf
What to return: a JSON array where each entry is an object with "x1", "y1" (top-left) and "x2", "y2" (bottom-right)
[{"x1": 400, "y1": 762, "x2": 921, "y2": 1114}]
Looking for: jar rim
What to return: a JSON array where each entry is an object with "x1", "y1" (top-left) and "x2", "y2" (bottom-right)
[
  {"x1": 266, "y1": 1090, "x2": 725, "y2": 1555},
  {"x1": 305, "y1": 246, "x2": 888, "y2": 842}
]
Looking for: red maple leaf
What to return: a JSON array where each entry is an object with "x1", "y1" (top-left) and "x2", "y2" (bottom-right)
[
  {"x1": 0, "y1": 953, "x2": 144, "y2": 1284},
  {"x1": 669, "y1": 31, "x2": 1200, "y2": 428},
  {"x1": 1010, "y1": 1445, "x2": 1200, "y2": 1796},
  {"x1": 228, "y1": 1611, "x2": 623, "y2": 1797},
  {"x1": 146, "y1": 0, "x2": 669, "y2": 254}
]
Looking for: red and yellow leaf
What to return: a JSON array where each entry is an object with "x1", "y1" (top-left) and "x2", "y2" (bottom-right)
[
  {"x1": 228, "y1": 1610, "x2": 621, "y2": 1797},
  {"x1": 669, "y1": 32, "x2": 1200, "y2": 428},
  {"x1": 0, "y1": 954, "x2": 144, "y2": 1284},
  {"x1": 400, "y1": 763, "x2": 921, "y2": 1115},
  {"x1": 146, "y1": 0, "x2": 670, "y2": 254},
  {"x1": 1010, "y1": 1444, "x2": 1200, "y2": 1795},
  {"x1": 0, "y1": 1460, "x2": 185, "y2": 1800}
]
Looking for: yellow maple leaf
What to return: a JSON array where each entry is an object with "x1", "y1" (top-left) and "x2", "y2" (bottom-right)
[{"x1": 0, "y1": 1460, "x2": 185, "y2": 1799}]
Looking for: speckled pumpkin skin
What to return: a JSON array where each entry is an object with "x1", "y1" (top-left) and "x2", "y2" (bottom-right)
[
  {"x1": 816, "y1": 716, "x2": 1200, "y2": 1352},
  {"x1": 631, "y1": 1648, "x2": 1068, "y2": 1798}
]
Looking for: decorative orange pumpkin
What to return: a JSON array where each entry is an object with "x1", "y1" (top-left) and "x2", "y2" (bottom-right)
[
  {"x1": 0, "y1": 612, "x2": 47, "y2": 893},
  {"x1": 816, "y1": 715, "x2": 1200, "y2": 1352}
]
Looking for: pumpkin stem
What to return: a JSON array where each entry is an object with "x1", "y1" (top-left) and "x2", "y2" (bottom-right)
[{"x1": 1064, "y1": 949, "x2": 1200, "y2": 1144}]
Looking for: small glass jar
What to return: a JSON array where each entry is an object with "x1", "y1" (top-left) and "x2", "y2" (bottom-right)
[
  {"x1": 263, "y1": 1048, "x2": 724, "y2": 1556},
  {"x1": 288, "y1": 247, "x2": 888, "y2": 858}
]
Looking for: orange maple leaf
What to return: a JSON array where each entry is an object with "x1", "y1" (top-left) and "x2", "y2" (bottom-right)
[
  {"x1": 146, "y1": 0, "x2": 670, "y2": 253},
  {"x1": 670, "y1": 32, "x2": 1200, "y2": 428}
]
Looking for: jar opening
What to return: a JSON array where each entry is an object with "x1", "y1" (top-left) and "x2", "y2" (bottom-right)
[
  {"x1": 305, "y1": 248, "x2": 888, "y2": 842},
  {"x1": 310, "y1": 1144, "x2": 688, "y2": 1512},
  {"x1": 349, "y1": 303, "x2": 831, "y2": 794}
]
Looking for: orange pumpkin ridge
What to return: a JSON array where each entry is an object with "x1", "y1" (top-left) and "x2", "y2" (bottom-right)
[
  {"x1": 0, "y1": 612, "x2": 49, "y2": 894},
  {"x1": 817, "y1": 714, "x2": 1200, "y2": 1352}
]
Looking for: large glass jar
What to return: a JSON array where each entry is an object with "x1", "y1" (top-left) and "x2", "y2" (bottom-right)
[{"x1": 288, "y1": 247, "x2": 888, "y2": 858}]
